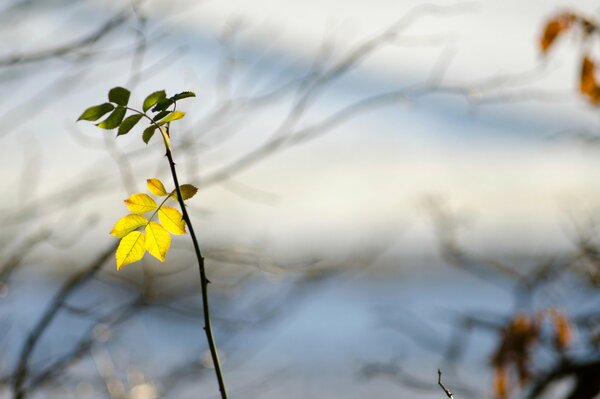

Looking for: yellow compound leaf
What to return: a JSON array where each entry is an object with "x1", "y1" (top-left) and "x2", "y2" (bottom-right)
[
  {"x1": 158, "y1": 206, "x2": 186, "y2": 235},
  {"x1": 124, "y1": 193, "x2": 157, "y2": 214},
  {"x1": 145, "y1": 222, "x2": 171, "y2": 262},
  {"x1": 147, "y1": 178, "x2": 168, "y2": 196},
  {"x1": 171, "y1": 184, "x2": 198, "y2": 201},
  {"x1": 110, "y1": 214, "x2": 148, "y2": 238},
  {"x1": 116, "y1": 231, "x2": 145, "y2": 270}
]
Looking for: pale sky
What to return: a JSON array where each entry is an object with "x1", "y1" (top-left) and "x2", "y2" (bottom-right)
[{"x1": 3, "y1": 0, "x2": 600, "y2": 265}]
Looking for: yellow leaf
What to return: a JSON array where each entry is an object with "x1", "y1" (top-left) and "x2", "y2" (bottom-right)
[
  {"x1": 145, "y1": 222, "x2": 171, "y2": 262},
  {"x1": 124, "y1": 193, "x2": 157, "y2": 214},
  {"x1": 147, "y1": 178, "x2": 168, "y2": 196},
  {"x1": 110, "y1": 214, "x2": 148, "y2": 238},
  {"x1": 171, "y1": 184, "x2": 198, "y2": 201},
  {"x1": 158, "y1": 206, "x2": 186, "y2": 235},
  {"x1": 116, "y1": 231, "x2": 145, "y2": 270}
]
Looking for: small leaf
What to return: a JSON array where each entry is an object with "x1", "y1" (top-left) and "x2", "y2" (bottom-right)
[
  {"x1": 179, "y1": 184, "x2": 198, "y2": 200},
  {"x1": 108, "y1": 86, "x2": 130, "y2": 106},
  {"x1": 142, "y1": 126, "x2": 156, "y2": 144},
  {"x1": 550, "y1": 309, "x2": 572, "y2": 350},
  {"x1": 152, "y1": 110, "x2": 170, "y2": 121},
  {"x1": 158, "y1": 111, "x2": 186, "y2": 124},
  {"x1": 147, "y1": 178, "x2": 168, "y2": 196},
  {"x1": 124, "y1": 193, "x2": 157, "y2": 214},
  {"x1": 171, "y1": 91, "x2": 196, "y2": 101},
  {"x1": 77, "y1": 103, "x2": 114, "y2": 121},
  {"x1": 158, "y1": 206, "x2": 186, "y2": 235},
  {"x1": 110, "y1": 214, "x2": 148, "y2": 238},
  {"x1": 145, "y1": 222, "x2": 171, "y2": 262},
  {"x1": 143, "y1": 90, "x2": 167, "y2": 112},
  {"x1": 152, "y1": 98, "x2": 175, "y2": 112},
  {"x1": 96, "y1": 106, "x2": 126, "y2": 129},
  {"x1": 540, "y1": 13, "x2": 573, "y2": 53},
  {"x1": 117, "y1": 114, "x2": 144, "y2": 136},
  {"x1": 116, "y1": 231, "x2": 145, "y2": 270}
]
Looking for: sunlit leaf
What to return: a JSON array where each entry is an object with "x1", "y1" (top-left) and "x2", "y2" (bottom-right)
[
  {"x1": 147, "y1": 178, "x2": 168, "y2": 196},
  {"x1": 158, "y1": 111, "x2": 185, "y2": 125},
  {"x1": 117, "y1": 114, "x2": 144, "y2": 136},
  {"x1": 143, "y1": 90, "x2": 167, "y2": 112},
  {"x1": 77, "y1": 103, "x2": 114, "y2": 121},
  {"x1": 116, "y1": 231, "x2": 145, "y2": 270},
  {"x1": 108, "y1": 86, "x2": 130, "y2": 106},
  {"x1": 158, "y1": 206, "x2": 186, "y2": 235},
  {"x1": 145, "y1": 222, "x2": 171, "y2": 262},
  {"x1": 142, "y1": 126, "x2": 156, "y2": 144},
  {"x1": 171, "y1": 91, "x2": 196, "y2": 101},
  {"x1": 110, "y1": 214, "x2": 148, "y2": 238},
  {"x1": 124, "y1": 193, "x2": 157, "y2": 214},
  {"x1": 96, "y1": 106, "x2": 126, "y2": 129}
]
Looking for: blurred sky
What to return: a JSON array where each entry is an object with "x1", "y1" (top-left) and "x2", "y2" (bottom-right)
[{"x1": 3, "y1": 0, "x2": 600, "y2": 269}]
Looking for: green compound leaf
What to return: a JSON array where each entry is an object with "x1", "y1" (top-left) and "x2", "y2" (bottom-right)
[
  {"x1": 142, "y1": 126, "x2": 156, "y2": 144},
  {"x1": 158, "y1": 111, "x2": 185, "y2": 125},
  {"x1": 117, "y1": 114, "x2": 144, "y2": 136},
  {"x1": 143, "y1": 90, "x2": 166, "y2": 112},
  {"x1": 77, "y1": 103, "x2": 114, "y2": 121},
  {"x1": 108, "y1": 86, "x2": 130, "y2": 106},
  {"x1": 96, "y1": 106, "x2": 126, "y2": 129},
  {"x1": 171, "y1": 91, "x2": 196, "y2": 101}
]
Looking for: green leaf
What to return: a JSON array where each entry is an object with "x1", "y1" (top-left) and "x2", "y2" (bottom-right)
[
  {"x1": 152, "y1": 98, "x2": 174, "y2": 112},
  {"x1": 77, "y1": 103, "x2": 114, "y2": 121},
  {"x1": 143, "y1": 90, "x2": 166, "y2": 112},
  {"x1": 178, "y1": 184, "x2": 198, "y2": 200},
  {"x1": 96, "y1": 106, "x2": 126, "y2": 129},
  {"x1": 142, "y1": 126, "x2": 156, "y2": 144},
  {"x1": 108, "y1": 87, "x2": 130, "y2": 106},
  {"x1": 171, "y1": 91, "x2": 196, "y2": 101},
  {"x1": 152, "y1": 110, "x2": 170, "y2": 121},
  {"x1": 117, "y1": 114, "x2": 144, "y2": 136},
  {"x1": 158, "y1": 111, "x2": 185, "y2": 124}
]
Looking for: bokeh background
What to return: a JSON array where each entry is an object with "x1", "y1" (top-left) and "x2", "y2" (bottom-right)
[{"x1": 1, "y1": 1, "x2": 600, "y2": 398}]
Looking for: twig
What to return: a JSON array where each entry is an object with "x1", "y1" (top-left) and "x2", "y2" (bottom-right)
[{"x1": 438, "y1": 369, "x2": 454, "y2": 399}]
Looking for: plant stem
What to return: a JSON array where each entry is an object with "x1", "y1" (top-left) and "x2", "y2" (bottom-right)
[{"x1": 164, "y1": 138, "x2": 228, "y2": 399}]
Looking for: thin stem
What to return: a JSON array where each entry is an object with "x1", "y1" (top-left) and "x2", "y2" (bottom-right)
[{"x1": 163, "y1": 128, "x2": 228, "y2": 399}]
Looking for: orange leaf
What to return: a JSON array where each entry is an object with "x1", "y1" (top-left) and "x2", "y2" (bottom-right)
[
  {"x1": 551, "y1": 309, "x2": 572, "y2": 350},
  {"x1": 540, "y1": 13, "x2": 573, "y2": 53},
  {"x1": 493, "y1": 366, "x2": 509, "y2": 399},
  {"x1": 581, "y1": 55, "x2": 597, "y2": 96}
]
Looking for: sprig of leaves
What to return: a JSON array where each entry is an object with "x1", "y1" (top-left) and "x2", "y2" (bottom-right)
[
  {"x1": 77, "y1": 86, "x2": 196, "y2": 144},
  {"x1": 110, "y1": 178, "x2": 198, "y2": 270}
]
